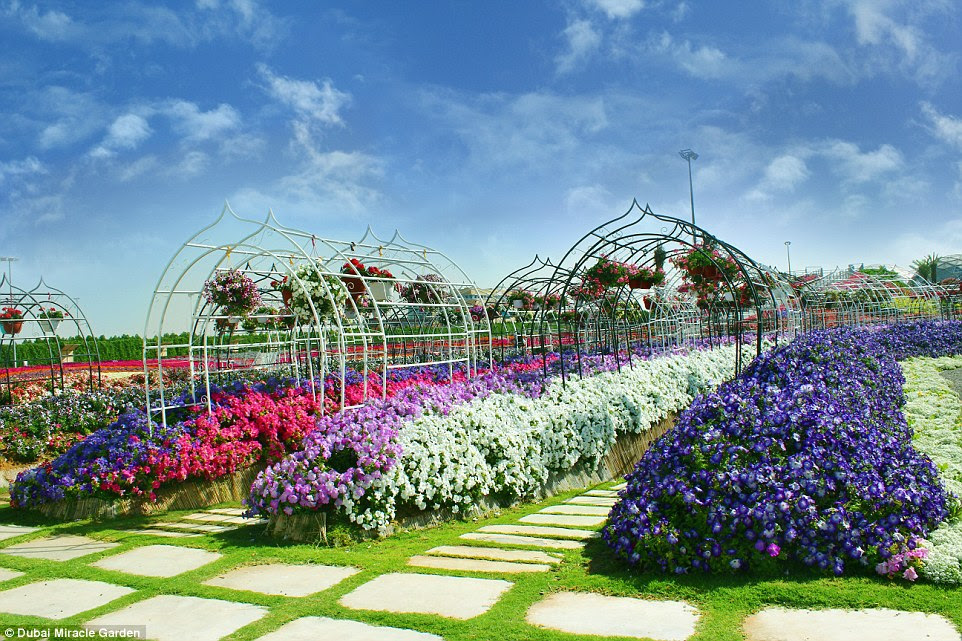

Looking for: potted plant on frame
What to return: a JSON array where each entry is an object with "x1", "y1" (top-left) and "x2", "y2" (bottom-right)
[
  {"x1": 202, "y1": 269, "x2": 262, "y2": 331},
  {"x1": 37, "y1": 307, "x2": 66, "y2": 334},
  {"x1": 628, "y1": 266, "x2": 666, "y2": 290},
  {"x1": 1, "y1": 307, "x2": 24, "y2": 335}
]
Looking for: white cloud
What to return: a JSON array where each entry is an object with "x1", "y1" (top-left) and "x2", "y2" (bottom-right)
[
  {"x1": 764, "y1": 155, "x2": 811, "y2": 191},
  {"x1": 171, "y1": 150, "x2": 209, "y2": 177},
  {"x1": 556, "y1": 19, "x2": 602, "y2": 73},
  {"x1": 164, "y1": 100, "x2": 241, "y2": 141},
  {"x1": 648, "y1": 31, "x2": 733, "y2": 79},
  {"x1": 117, "y1": 155, "x2": 159, "y2": 182},
  {"x1": 588, "y1": 0, "x2": 645, "y2": 20},
  {"x1": 257, "y1": 64, "x2": 350, "y2": 126},
  {"x1": 822, "y1": 141, "x2": 903, "y2": 183},
  {"x1": 0, "y1": 156, "x2": 45, "y2": 182},
  {"x1": 6, "y1": 1, "x2": 76, "y2": 40},
  {"x1": 921, "y1": 102, "x2": 962, "y2": 150},
  {"x1": 89, "y1": 114, "x2": 153, "y2": 159}
]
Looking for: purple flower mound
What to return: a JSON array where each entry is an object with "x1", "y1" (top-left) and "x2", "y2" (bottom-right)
[{"x1": 604, "y1": 321, "x2": 962, "y2": 577}]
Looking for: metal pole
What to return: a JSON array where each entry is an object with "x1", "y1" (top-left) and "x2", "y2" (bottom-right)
[
  {"x1": 0, "y1": 257, "x2": 18, "y2": 366},
  {"x1": 679, "y1": 149, "x2": 698, "y2": 242},
  {"x1": 785, "y1": 241, "x2": 792, "y2": 275}
]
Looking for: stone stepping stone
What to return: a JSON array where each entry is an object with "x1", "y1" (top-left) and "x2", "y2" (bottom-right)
[
  {"x1": 519, "y1": 513, "x2": 606, "y2": 528},
  {"x1": 0, "y1": 524, "x2": 38, "y2": 541},
  {"x1": 743, "y1": 607, "x2": 962, "y2": 641},
  {"x1": 426, "y1": 545, "x2": 561, "y2": 564},
  {"x1": 183, "y1": 513, "x2": 254, "y2": 525},
  {"x1": 584, "y1": 489, "x2": 619, "y2": 497},
  {"x1": 92, "y1": 545, "x2": 221, "y2": 577},
  {"x1": 527, "y1": 592, "x2": 700, "y2": 640},
  {"x1": 156, "y1": 522, "x2": 238, "y2": 534},
  {"x1": 0, "y1": 578, "x2": 134, "y2": 619},
  {"x1": 461, "y1": 532, "x2": 584, "y2": 550},
  {"x1": 205, "y1": 507, "x2": 247, "y2": 516},
  {"x1": 203, "y1": 563, "x2": 358, "y2": 597},
  {"x1": 0, "y1": 568, "x2": 24, "y2": 582},
  {"x1": 409, "y1": 555, "x2": 551, "y2": 574},
  {"x1": 340, "y1": 572, "x2": 513, "y2": 620},
  {"x1": 567, "y1": 496, "x2": 617, "y2": 507},
  {"x1": 478, "y1": 524, "x2": 599, "y2": 540},
  {"x1": 541, "y1": 504, "x2": 610, "y2": 516},
  {"x1": 255, "y1": 616, "x2": 442, "y2": 641},
  {"x1": 87, "y1": 594, "x2": 267, "y2": 641},
  {"x1": 610, "y1": 482, "x2": 627, "y2": 490},
  {"x1": 124, "y1": 529, "x2": 202, "y2": 539},
  {"x1": 0, "y1": 534, "x2": 119, "y2": 561}
]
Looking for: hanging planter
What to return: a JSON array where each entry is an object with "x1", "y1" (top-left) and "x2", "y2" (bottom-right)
[
  {"x1": 203, "y1": 269, "x2": 262, "y2": 320},
  {"x1": 1, "y1": 308, "x2": 24, "y2": 335},
  {"x1": 368, "y1": 281, "x2": 398, "y2": 302},
  {"x1": 628, "y1": 266, "x2": 665, "y2": 290},
  {"x1": 37, "y1": 306, "x2": 66, "y2": 334},
  {"x1": 507, "y1": 289, "x2": 535, "y2": 310}
]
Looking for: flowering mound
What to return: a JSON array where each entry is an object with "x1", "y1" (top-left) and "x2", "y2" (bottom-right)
[
  {"x1": 604, "y1": 322, "x2": 962, "y2": 577},
  {"x1": 248, "y1": 343, "x2": 741, "y2": 531}
]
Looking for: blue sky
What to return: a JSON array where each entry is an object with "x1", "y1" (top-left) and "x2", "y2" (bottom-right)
[{"x1": 1, "y1": 0, "x2": 961, "y2": 335}]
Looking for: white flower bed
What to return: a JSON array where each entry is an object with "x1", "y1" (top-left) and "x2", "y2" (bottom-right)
[
  {"x1": 903, "y1": 355, "x2": 962, "y2": 584},
  {"x1": 346, "y1": 345, "x2": 740, "y2": 532}
]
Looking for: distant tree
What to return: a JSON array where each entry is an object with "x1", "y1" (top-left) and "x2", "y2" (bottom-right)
[{"x1": 911, "y1": 253, "x2": 941, "y2": 283}]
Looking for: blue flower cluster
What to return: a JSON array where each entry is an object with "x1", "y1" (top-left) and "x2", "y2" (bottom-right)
[{"x1": 604, "y1": 321, "x2": 962, "y2": 576}]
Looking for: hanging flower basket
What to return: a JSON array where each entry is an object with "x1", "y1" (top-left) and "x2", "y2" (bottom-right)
[
  {"x1": 38, "y1": 318, "x2": 61, "y2": 334},
  {"x1": 1, "y1": 308, "x2": 24, "y2": 335},
  {"x1": 507, "y1": 289, "x2": 536, "y2": 310},
  {"x1": 288, "y1": 263, "x2": 346, "y2": 325},
  {"x1": 2, "y1": 320, "x2": 23, "y2": 335},
  {"x1": 368, "y1": 281, "x2": 398, "y2": 302},
  {"x1": 203, "y1": 269, "x2": 261, "y2": 318}
]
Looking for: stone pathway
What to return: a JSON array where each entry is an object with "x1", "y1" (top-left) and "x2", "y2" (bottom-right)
[
  {"x1": 122, "y1": 506, "x2": 267, "y2": 538},
  {"x1": 0, "y1": 484, "x2": 958, "y2": 641}
]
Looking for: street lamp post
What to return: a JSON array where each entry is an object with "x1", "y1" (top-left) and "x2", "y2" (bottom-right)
[
  {"x1": 0, "y1": 257, "x2": 19, "y2": 366},
  {"x1": 678, "y1": 149, "x2": 698, "y2": 242},
  {"x1": 784, "y1": 241, "x2": 792, "y2": 275}
]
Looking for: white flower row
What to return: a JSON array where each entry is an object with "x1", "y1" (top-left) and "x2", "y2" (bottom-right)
[
  {"x1": 344, "y1": 345, "x2": 740, "y2": 532},
  {"x1": 902, "y1": 355, "x2": 962, "y2": 585}
]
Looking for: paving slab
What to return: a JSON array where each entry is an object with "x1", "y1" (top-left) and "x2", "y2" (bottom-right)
[
  {"x1": 182, "y1": 513, "x2": 254, "y2": 525},
  {"x1": 541, "y1": 504, "x2": 610, "y2": 516},
  {"x1": 584, "y1": 489, "x2": 619, "y2": 497},
  {"x1": 124, "y1": 529, "x2": 202, "y2": 539},
  {"x1": 92, "y1": 545, "x2": 221, "y2": 577},
  {"x1": 0, "y1": 534, "x2": 119, "y2": 561},
  {"x1": 566, "y1": 496, "x2": 617, "y2": 507},
  {"x1": 86, "y1": 594, "x2": 267, "y2": 641},
  {"x1": 155, "y1": 522, "x2": 238, "y2": 534},
  {"x1": 461, "y1": 532, "x2": 584, "y2": 549},
  {"x1": 519, "y1": 513, "x2": 606, "y2": 527},
  {"x1": 0, "y1": 578, "x2": 134, "y2": 620},
  {"x1": 203, "y1": 563, "x2": 358, "y2": 596},
  {"x1": 255, "y1": 616, "x2": 442, "y2": 641},
  {"x1": 0, "y1": 524, "x2": 39, "y2": 541},
  {"x1": 478, "y1": 524, "x2": 599, "y2": 540},
  {"x1": 426, "y1": 545, "x2": 561, "y2": 564},
  {"x1": 743, "y1": 607, "x2": 962, "y2": 641},
  {"x1": 203, "y1": 507, "x2": 247, "y2": 516},
  {"x1": 527, "y1": 591, "x2": 700, "y2": 640},
  {"x1": 340, "y1": 572, "x2": 513, "y2": 620},
  {"x1": 0, "y1": 568, "x2": 24, "y2": 582},
  {"x1": 409, "y1": 555, "x2": 551, "y2": 573}
]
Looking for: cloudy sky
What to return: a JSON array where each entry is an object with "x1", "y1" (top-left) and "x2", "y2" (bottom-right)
[{"x1": 1, "y1": 0, "x2": 961, "y2": 334}]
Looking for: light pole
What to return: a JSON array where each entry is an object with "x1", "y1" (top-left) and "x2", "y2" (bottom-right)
[
  {"x1": 0, "y1": 257, "x2": 19, "y2": 366},
  {"x1": 784, "y1": 241, "x2": 792, "y2": 275},
  {"x1": 678, "y1": 149, "x2": 698, "y2": 242}
]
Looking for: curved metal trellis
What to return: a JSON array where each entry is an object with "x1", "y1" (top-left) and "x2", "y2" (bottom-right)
[
  {"x1": 490, "y1": 200, "x2": 802, "y2": 381},
  {"x1": 144, "y1": 203, "x2": 491, "y2": 428},
  {"x1": 0, "y1": 275, "x2": 101, "y2": 401}
]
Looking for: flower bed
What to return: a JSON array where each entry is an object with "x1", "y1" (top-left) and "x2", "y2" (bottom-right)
[
  {"x1": 7, "y1": 363, "x2": 488, "y2": 511},
  {"x1": 604, "y1": 321, "x2": 962, "y2": 578},
  {"x1": 247, "y1": 343, "x2": 741, "y2": 533},
  {"x1": 902, "y1": 355, "x2": 962, "y2": 584}
]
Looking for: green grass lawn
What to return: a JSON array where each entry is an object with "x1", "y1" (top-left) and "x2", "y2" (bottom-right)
[{"x1": 0, "y1": 483, "x2": 959, "y2": 641}]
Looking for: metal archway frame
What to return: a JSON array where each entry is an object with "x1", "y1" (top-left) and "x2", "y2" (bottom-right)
[
  {"x1": 0, "y1": 275, "x2": 101, "y2": 401},
  {"x1": 144, "y1": 203, "x2": 491, "y2": 428}
]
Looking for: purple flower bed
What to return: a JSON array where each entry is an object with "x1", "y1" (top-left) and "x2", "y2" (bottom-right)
[{"x1": 604, "y1": 320, "x2": 962, "y2": 577}]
